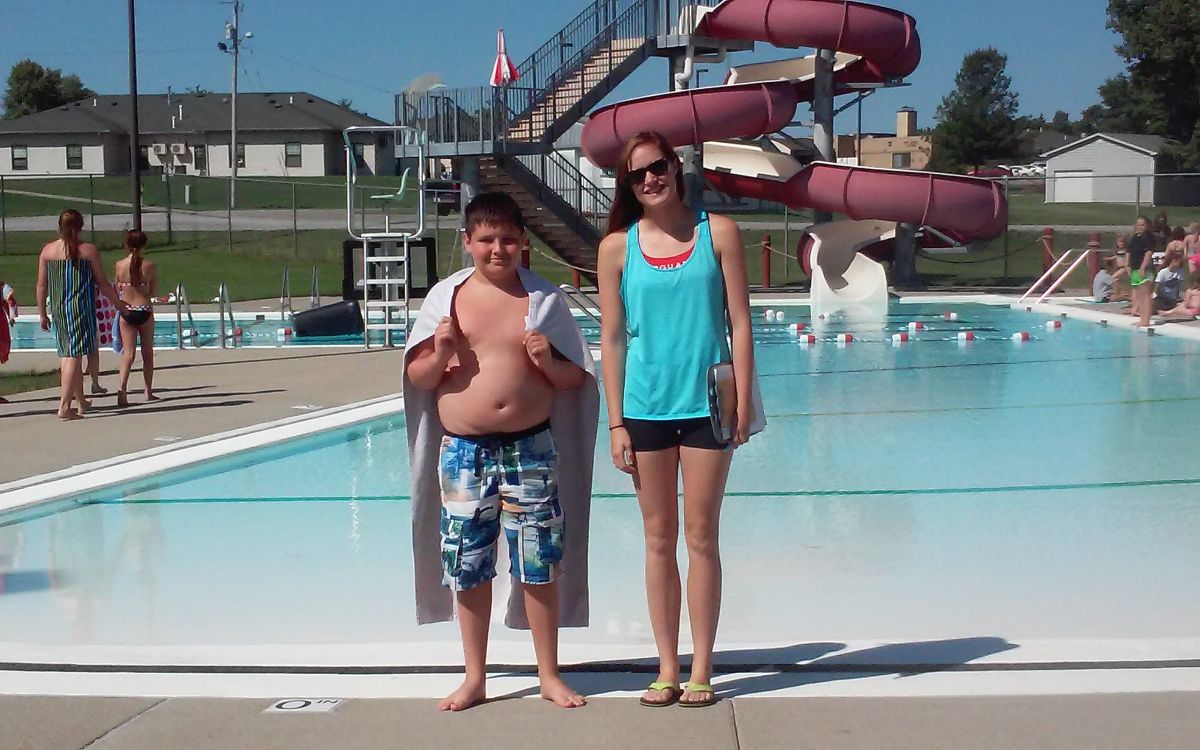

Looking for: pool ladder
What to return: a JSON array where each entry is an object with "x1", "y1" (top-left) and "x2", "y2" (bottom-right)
[
  {"x1": 279, "y1": 264, "x2": 321, "y2": 322},
  {"x1": 559, "y1": 284, "x2": 601, "y2": 327},
  {"x1": 174, "y1": 283, "x2": 198, "y2": 350},
  {"x1": 1018, "y1": 248, "x2": 1098, "y2": 305},
  {"x1": 216, "y1": 282, "x2": 237, "y2": 348}
]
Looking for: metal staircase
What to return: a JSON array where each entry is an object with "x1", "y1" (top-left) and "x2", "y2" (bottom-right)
[{"x1": 399, "y1": 0, "x2": 726, "y2": 273}]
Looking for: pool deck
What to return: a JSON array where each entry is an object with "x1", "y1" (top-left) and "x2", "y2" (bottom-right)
[
  {"x1": 2, "y1": 693, "x2": 1198, "y2": 749},
  {"x1": 3, "y1": 292, "x2": 1200, "y2": 747}
]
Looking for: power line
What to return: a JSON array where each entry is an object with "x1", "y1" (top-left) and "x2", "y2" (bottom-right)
[{"x1": 251, "y1": 47, "x2": 396, "y2": 96}]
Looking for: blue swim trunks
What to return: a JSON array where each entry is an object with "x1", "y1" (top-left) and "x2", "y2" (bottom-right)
[{"x1": 438, "y1": 420, "x2": 564, "y2": 591}]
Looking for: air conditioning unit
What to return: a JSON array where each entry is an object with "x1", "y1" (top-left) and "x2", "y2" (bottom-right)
[
  {"x1": 170, "y1": 143, "x2": 188, "y2": 155},
  {"x1": 151, "y1": 143, "x2": 167, "y2": 155}
]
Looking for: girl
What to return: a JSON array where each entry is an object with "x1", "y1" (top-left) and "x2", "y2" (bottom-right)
[
  {"x1": 35, "y1": 209, "x2": 125, "y2": 420},
  {"x1": 597, "y1": 131, "x2": 756, "y2": 709},
  {"x1": 113, "y1": 229, "x2": 159, "y2": 407}
]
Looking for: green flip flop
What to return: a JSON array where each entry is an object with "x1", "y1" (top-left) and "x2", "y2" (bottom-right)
[
  {"x1": 679, "y1": 682, "x2": 717, "y2": 708},
  {"x1": 639, "y1": 681, "x2": 683, "y2": 707}
]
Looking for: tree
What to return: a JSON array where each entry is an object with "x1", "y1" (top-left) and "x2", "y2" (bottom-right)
[
  {"x1": 3, "y1": 59, "x2": 95, "y2": 119},
  {"x1": 337, "y1": 97, "x2": 365, "y2": 115},
  {"x1": 1091, "y1": 1, "x2": 1200, "y2": 167},
  {"x1": 1050, "y1": 110, "x2": 1073, "y2": 135},
  {"x1": 184, "y1": 85, "x2": 213, "y2": 95},
  {"x1": 929, "y1": 49, "x2": 1022, "y2": 172}
]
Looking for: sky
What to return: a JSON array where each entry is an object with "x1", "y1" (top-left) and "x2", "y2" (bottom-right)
[{"x1": 0, "y1": 0, "x2": 1126, "y2": 135}]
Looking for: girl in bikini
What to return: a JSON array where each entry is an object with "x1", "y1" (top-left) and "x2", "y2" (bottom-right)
[{"x1": 113, "y1": 229, "x2": 158, "y2": 407}]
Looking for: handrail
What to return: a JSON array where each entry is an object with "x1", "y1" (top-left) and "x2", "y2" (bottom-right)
[
  {"x1": 310, "y1": 263, "x2": 320, "y2": 309},
  {"x1": 173, "y1": 283, "x2": 197, "y2": 350},
  {"x1": 280, "y1": 265, "x2": 292, "y2": 322},
  {"x1": 1018, "y1": 249, "x2": 1088, "y2": 304},
  {"x1": 559, "y1": 283, "x2": 602, "y2": 327},
  {"x1": 217, "y1": 282, "x2": 237, "y2": 349},
  {"x1": 1035, "y1": 249, "x2": 1096, "y2": 304}
]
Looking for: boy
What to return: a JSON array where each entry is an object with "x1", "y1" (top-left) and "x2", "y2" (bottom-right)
[
  {"x1": 403, "y1": 192, "x2": 598, "y2": 711},
  {"x1": 1093, "y1": 256, "x2": 1128, "y2": 303}
]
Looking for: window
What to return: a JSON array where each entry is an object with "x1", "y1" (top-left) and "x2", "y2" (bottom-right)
[
  {"x1": 66, "y1": 144, "x2": 83, "y2": 170},
  {"x1": 193, "y1": 144, "x2": 206, "y2": 175},
  {"x1": 228, "y1": 143, "x2": 245, "y2": 168},
  {"x1": 11, "y1": 145, "x2": 28, "y2": 171},
  {"x1": 353, "y1": 142, "x2": 365, "y2": 168},
  {"x1": 285, "y1": 142, "x2": 302, "y2": 168},
  {"x1": 891, "y1": 152, "x2": 912, "y2": 169}
]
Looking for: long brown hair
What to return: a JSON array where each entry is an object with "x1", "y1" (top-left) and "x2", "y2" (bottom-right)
[
  {"x1": 58, "y1": 209, "x2": 84, "y2": 262},
  {"x1": 124, "y1": 229, "x2": 148, "y2": 285},
  {"x1": 605, "y1": 131, "x2": 686, "y2": 236}
]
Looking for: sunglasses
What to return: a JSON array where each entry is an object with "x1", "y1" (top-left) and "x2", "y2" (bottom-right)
[{"x1": 625, "y1": 157, "x2": 670, "y2": 186}]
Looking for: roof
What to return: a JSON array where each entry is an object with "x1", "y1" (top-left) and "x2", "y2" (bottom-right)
[
  {"x1": 1041, "y1": 132, "x2": 1173, "y2": 159},
  {"x1": 0, "y1": 92, "x2": 386, "y2": 136}
]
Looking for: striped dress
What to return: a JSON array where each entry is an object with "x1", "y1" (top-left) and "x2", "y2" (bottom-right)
[{"x1": 46, "y1": 258, "x2": 97, "y2": 357}]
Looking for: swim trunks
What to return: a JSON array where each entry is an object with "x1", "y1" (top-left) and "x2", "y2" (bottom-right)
[{"x1": 438, "y1": 420, "x2": 564, "y2": 591}]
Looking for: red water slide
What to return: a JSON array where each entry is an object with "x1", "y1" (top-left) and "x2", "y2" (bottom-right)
[{"x1": 581, "y1": 0, "x2": 1008, "y2": 251}]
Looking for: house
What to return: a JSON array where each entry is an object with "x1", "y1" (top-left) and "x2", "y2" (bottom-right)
[
  {"x1": 1041, "y1": 132, "x2": 1185, "y2": 205},
  {"x1": 0, "y1": 92, "x2": 393, "y2": 178},
  {"x1": 834, "y1": 108, "x2": 932, "y2": 170}
]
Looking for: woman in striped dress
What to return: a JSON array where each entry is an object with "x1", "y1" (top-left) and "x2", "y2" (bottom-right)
[{"x1": 36, "y1": 209, "x2": 125, "y2": 420}]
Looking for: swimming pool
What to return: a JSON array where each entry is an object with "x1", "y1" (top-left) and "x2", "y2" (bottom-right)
[{"x1": 2, "y1": 300, "x2": 1199, "y2": 673}]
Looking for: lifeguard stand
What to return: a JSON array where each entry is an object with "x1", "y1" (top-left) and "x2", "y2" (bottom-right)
[{"x1": 343, "y1": 125, "x2": 427, "y2": 348}]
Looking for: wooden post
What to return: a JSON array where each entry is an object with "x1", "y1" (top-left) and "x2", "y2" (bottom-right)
[
  {"x1": 571, "y1": 269, "x2": 582, "y2": 288},
  {"x1": 521, "y1": 245, "x2": 531, "y2": 269},
  {"x1": 1087, "y1": 232, "x2": 1101, "y2": 284},
  {"x1": 1041, "y1": 227, "x2": 1055, "y2": 271},
  {"x1": 761, "y1": 234, "x2": 771, "y2": 289}
]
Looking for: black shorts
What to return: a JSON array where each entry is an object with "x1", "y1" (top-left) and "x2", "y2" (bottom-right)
[
  {"x1": 624, "y1": 417, "x2": 726, "y2": 452},
  {"x1": 1154, "y1": 295, "x2": 1177, "y2": 312}
]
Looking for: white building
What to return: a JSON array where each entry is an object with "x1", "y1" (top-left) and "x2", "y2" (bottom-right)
[
  {"x1": 0, "y1": 92, "x2": 394, "y2": 178},
  {"x1": 1041, "y1": 132, "x2": 1171, "y2": 204}
]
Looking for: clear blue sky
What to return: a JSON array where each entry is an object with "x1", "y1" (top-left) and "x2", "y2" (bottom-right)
[{"x1": 0, "y1": 0, "x2": 1125, "y2": 134}]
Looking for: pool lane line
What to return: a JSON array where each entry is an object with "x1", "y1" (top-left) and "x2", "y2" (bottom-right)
[
  {"x1": 759, "y1": 350, "x2": 1200, "y2": 378},
  {"x1": 1, "y1": 657, "x2": 1199, "y2": 675},
  {"x1": 764, "y1": 393, "x2": 1200, "y2": 419},
  {"x1": 72, "y1": 475, "x2": 1200, "y2": 508}
]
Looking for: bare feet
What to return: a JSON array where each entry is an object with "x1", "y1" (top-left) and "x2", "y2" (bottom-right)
[
  {"x1": 438, "y1": 678, "x2": 486, "y2": 712},
  {"x1": 91, "y1": 384, "x2": 108, "y2": 395},
  {"x1": 540, "y1": 675, "x2": 586, "y2": 708},
  {"x1": 57, "y1": 408, "x2": 83, "y2": 421},
  {"x1": 145, "y1": 392, "x2": 160, "y2": 402},
  {"x1": 117, "y1": 391, "x2": 129, "y2": 408}
]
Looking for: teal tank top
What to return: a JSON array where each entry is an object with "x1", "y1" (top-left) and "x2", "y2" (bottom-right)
[{"x1": 621, "y1": 211, "x2": 731, "y2": 420}]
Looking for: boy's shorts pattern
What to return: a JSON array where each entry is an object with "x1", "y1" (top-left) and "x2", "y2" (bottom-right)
[{"x1": 438, "y1": 423, "x2": 564, "y2": 591}]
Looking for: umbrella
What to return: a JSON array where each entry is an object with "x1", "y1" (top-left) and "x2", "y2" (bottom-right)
[{"x1": 490, "y1": 28, "x2": 519, "y2": 87}]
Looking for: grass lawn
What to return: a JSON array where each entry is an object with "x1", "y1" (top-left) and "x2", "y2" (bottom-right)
[
  {"x1": 0, "y1": 175, "x2": 417, "y2": 217},
  {"x1": 0, "y1": 368, "x2": 59, "y2": 397}
]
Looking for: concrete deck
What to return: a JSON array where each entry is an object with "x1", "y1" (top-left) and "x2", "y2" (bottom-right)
[
  {"x1": 1, "y1": 694, "x2": 1197, "y2": 750},
  {"x1": 0, "y1": 345, "x2": 404, "y2": 484}
]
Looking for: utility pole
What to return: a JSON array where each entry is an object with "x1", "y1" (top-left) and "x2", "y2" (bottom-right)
[
  {"x1": 218, "y1": 2, "x2": 250, "y2": 209},
  {"x1": 127, "y1": 0, "x2": 142, "y2": 230}
]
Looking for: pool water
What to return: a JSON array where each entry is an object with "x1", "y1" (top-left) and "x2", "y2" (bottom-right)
[{"x1": 2, "y1": 302, "x2": 1199, "y2": 659}]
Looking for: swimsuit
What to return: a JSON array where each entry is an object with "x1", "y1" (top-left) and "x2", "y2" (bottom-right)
[
  {"x1": 437, "y1": 420, "x2": 564, "y2": 591},
  {"x1": 121, "y1": 305, "x2": 153, "y2": 326}
]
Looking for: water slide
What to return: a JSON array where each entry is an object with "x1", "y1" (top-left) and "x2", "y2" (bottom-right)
[{"x1": 580, "y1": 0, "x2": 1008, "y2": 309}]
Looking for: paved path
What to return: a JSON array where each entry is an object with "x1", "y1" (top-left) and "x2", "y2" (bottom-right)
[{"x1": 2, "y1": 693, "x2": 1197, "y2": 750}]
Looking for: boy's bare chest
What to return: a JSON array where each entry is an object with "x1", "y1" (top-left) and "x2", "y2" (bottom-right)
[{"x1": 454, "y1": 289, "x2": 530, "y2": 349}]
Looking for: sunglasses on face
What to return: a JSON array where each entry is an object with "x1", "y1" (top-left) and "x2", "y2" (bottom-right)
[{"x1": 625, "y1": 157, "x2": 670, "y2": 186}]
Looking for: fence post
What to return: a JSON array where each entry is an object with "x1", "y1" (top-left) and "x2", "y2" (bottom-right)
[
  {"x1": 226, "y1": 178, "x2": 233, "y2": 252},
  {"x1": 1040, "y1": 227, "x2": 1055, "y2": 292},
  {"x1": 762, "y1": 234, "x2": 771, "y2": 288},
  {"x1": 292, "y1": 182, "x2": 298, "y2": 258},
  {"x1": 1087, "y1": 231, "x2": 1101, "y2": 285},
  {"x1": 0, "y1": 175, "x2": 6, "y2": 254},
  {"x1": 164, "y1": 172, "x2": 174, "y2": 245},
  {"x1": 88, "y1": 174, "x2": 96, "y2": 243},
  {"x1": 521, "y1": 245, "x2": 531, "y2": 269},
  {"x1": 571, "y1": 268, "x2": 581, "y2": 288}
]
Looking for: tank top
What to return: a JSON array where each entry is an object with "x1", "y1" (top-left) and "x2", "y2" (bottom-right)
[{"x1": 621, "y1": 211, "x2": 730, "y2": 420}]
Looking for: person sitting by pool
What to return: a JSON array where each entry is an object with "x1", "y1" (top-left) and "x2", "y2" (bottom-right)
[
  {"x1": 1093, "y1": 256, "x2": 1129, "y2": 303},
  {"x1": 403, "y1": 191, "x2": 597, "y2": 712},
  {"x1": 1152, "y1": 250, "x2": 1192, "y2": 319},
  {"x1": 0, "y1": 273, "x2": 14, "y2": 390}
]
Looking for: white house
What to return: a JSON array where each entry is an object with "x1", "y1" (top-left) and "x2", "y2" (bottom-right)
[
  {"x1": 1041, "y1": 132, "x2": 1171, "y2": 204},
  {"x1": 0, "y1": 92, "x2": 394, "y2": 178}
]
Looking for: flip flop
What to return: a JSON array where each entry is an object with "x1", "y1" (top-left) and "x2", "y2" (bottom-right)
[
  {"x1": 679, "y1": 682, "x2": 717, "y2": 708},
  {"x1": 639, "y1": 681, "x2": 682, "y2": 708}
]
